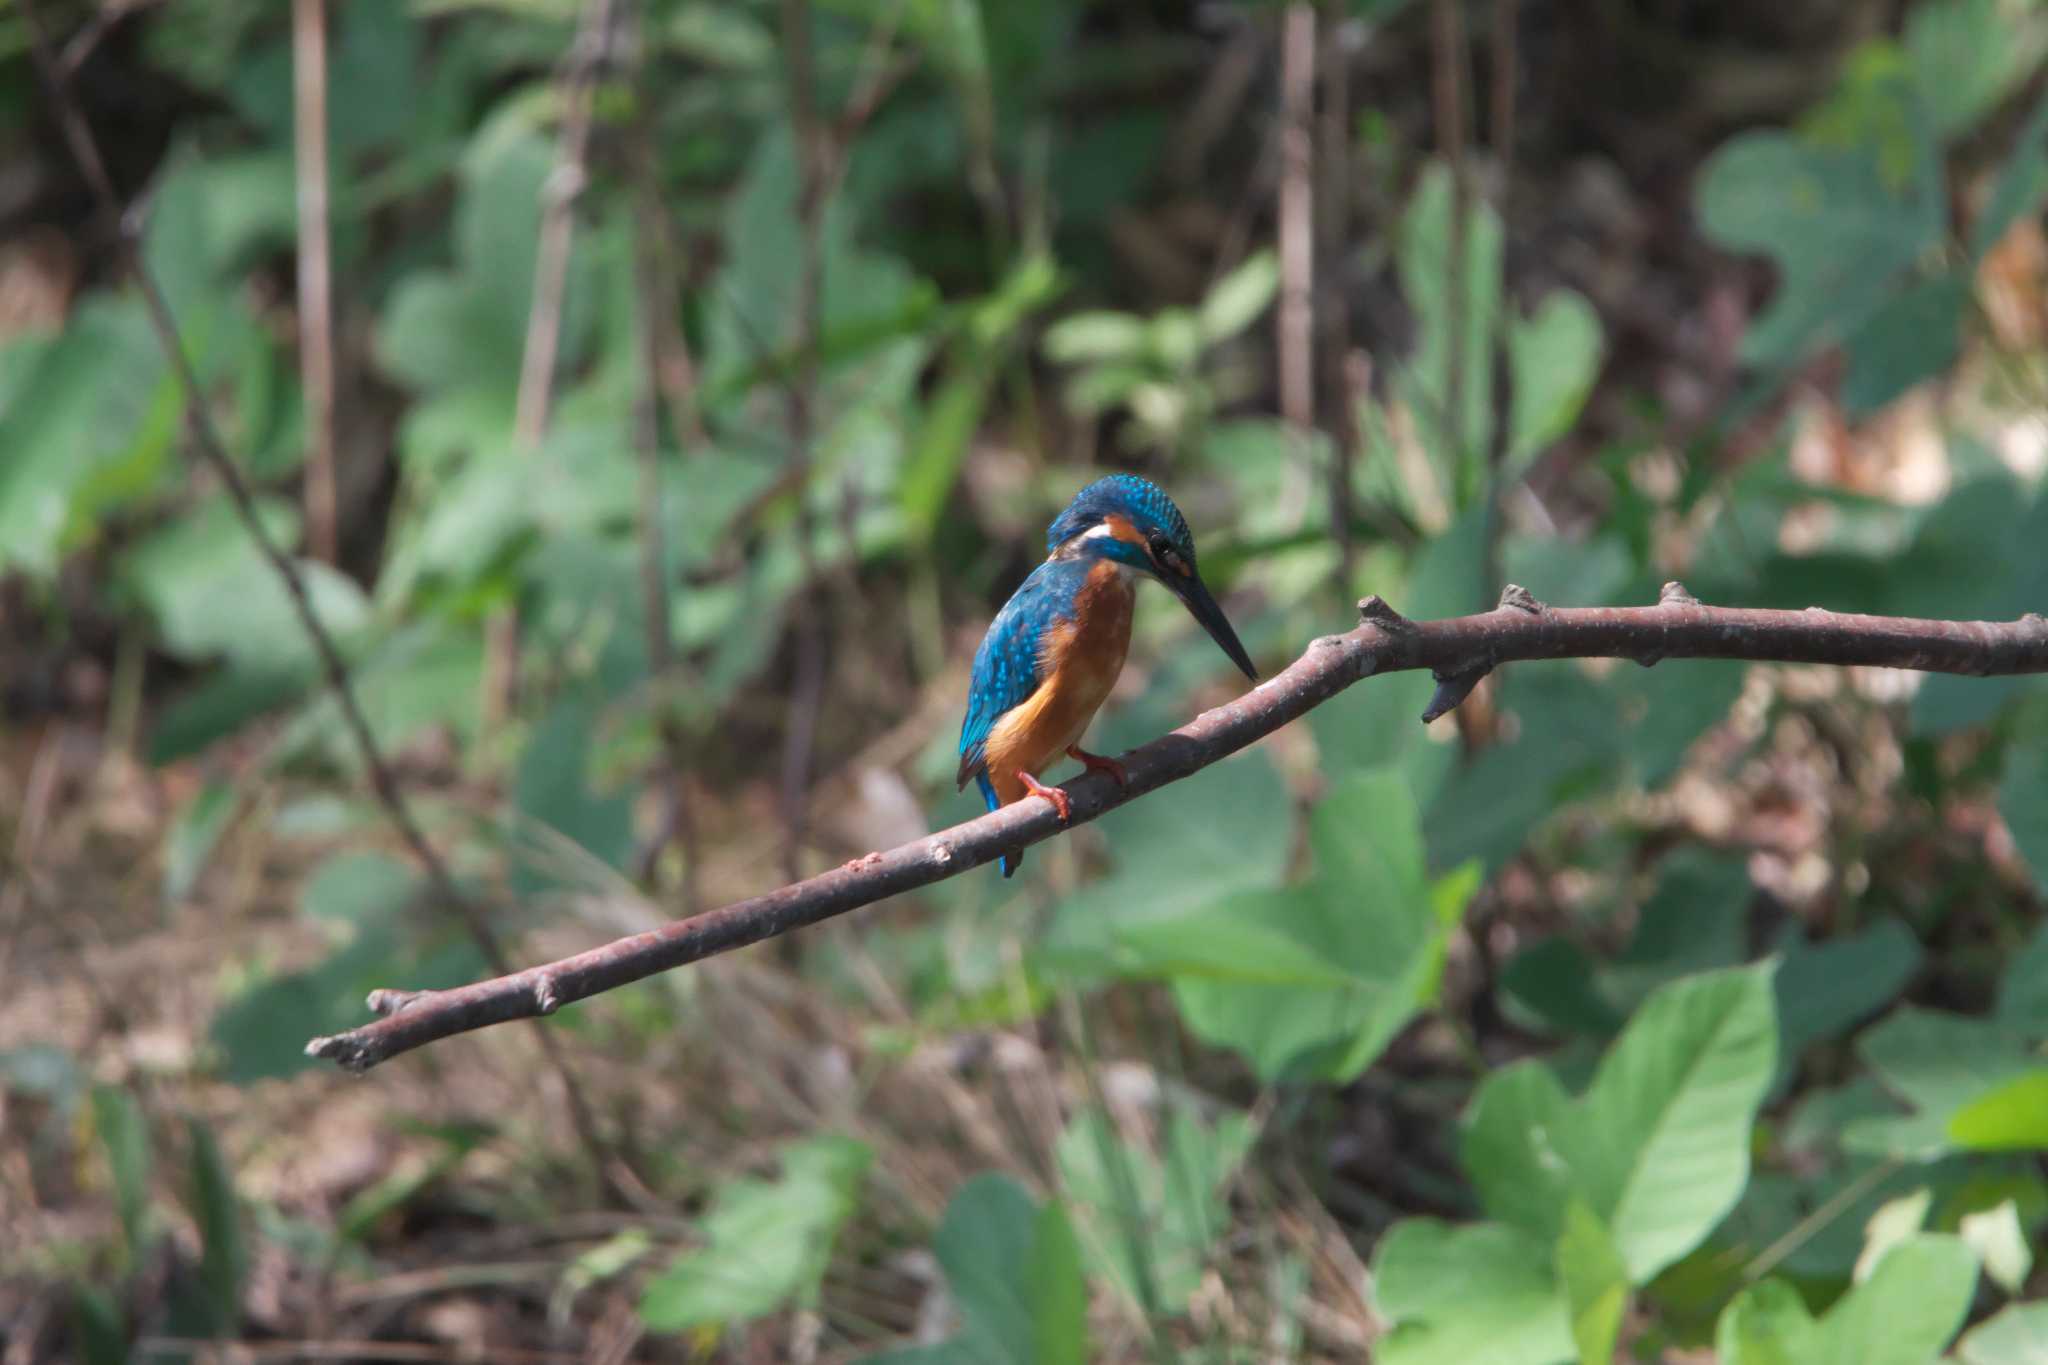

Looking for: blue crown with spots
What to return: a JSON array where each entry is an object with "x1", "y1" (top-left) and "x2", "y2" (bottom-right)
[{"x1": 1045, "y1": 474, "x2": 1194, "y2": 558}]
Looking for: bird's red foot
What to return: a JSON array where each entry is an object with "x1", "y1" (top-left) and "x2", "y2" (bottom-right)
[
  {"x1": 1066, "y1": 745, "x2": 1129, "y2": 789},
  {"x1": 1017, "y1": 770, "x2": 1072, "y2": 823}
]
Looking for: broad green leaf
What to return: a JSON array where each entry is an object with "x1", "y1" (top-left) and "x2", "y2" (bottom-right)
[
  {"x1": 1840, "y1": 270, "x2": 1967, "y2": 415},
  {"x1": 1949, "y1": 1071, "x2": 2048, "y2": 1152},
  {"x1": 1039, "y1": 752, "x2": 1290, "y2": 972},
  {"x1": 164, "y1": 780, "x2": 239, "y2": 905},
  {"x1": 894, "y1": 1174, "x2": 1087, "y2": 1365},
  {"x1": 1958, "y1": 1199, "x2": 2032, "y2": 1296},
  {"x1": 1506, "y1": 290, "x2": 1602, "y2": 474},
  {"x1": 1844, "y1": 1008, "x2": 2039, "y2": 1159},
  {"x1": 1716, "y1": 1278, "x2": 1821, "y2": 1365},
  {"x1": 1462, "y1": 963, "x2": 1778, "y2": 1282},
  {"x1": 1957, "y1": 1302, "x2": 2048, "y2": 1364},
  {"x1": 1696, "y1": 109, "x2": 1940, "y2": 369},
  {"x1": 1554, "y1": 1203, "x2": 1627, "y2": 1365},
  {"x1": 1729, "y1": 1235, "x2": 1977, "y2": 1365},
  {"x1": 1770, "y1": 920, "x2": 1922, "y2": 1093},
  {"x1": 1904, "y1": 0, "x2": 2033, "y2": 139},
  {"x1": 639, "y1": 1137, "x2": 872, "y2": 1333},
  {"x1": 1160, "y1": 769, "x2": 1473, "y2": 1080},
  {"x1": 1371, "y1": 1219, "x2": 1574, "y2": 1365}
]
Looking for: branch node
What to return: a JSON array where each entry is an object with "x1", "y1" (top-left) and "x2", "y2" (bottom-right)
[
  {"x1": 1358, "y1": 595, "x2": 1414, "y2": 631},
  {"x1": 534, "y1": 973, "x2": 561, "y2": 1015},
  {"x1": 1498, "y1": 583, "x2": 1544, "y2": 614},
  {"x1": 366, "y1": 988, "x2": 424, "y2": 1017},
  {"x1": 1421, "y1": 669, "x2": 1487, "y2": 723},
  {"x1": 930, "y1": 843, "x2": 953, "y2": 868},
  {"x1": 1659, "y1": 580, "x2": 1700, "y2": 607},
  {"x1": 303, "y1": 1031, "x2": 371, "y2": 1072}
]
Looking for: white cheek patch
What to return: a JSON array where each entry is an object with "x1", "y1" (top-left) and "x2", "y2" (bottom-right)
[{"x1": 1082, "y1": 522, "x2": 1117, "y2": 540}]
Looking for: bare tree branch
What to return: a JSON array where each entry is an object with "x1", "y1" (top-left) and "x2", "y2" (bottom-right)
[{"x1": 307, "y1": 584, "x2": 2048, "y2": 1071}]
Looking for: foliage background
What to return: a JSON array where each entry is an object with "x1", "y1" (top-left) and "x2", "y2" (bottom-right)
[{"x1": 3, "y1": 0, "x2": 2048, "y2": 1359}]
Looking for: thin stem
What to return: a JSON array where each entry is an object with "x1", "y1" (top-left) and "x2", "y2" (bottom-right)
[{"x1": 292, "y1": 0, "x2": 337, "y2": 564}]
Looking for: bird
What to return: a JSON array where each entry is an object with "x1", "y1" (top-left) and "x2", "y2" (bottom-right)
[{"x1": 957, "y1": 473, "x2": 1257, "y2": 876}]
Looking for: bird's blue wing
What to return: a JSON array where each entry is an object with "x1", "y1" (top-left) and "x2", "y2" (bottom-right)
[{"x1": 957, "y1": 559, "x2": 1085, "y2": 794}]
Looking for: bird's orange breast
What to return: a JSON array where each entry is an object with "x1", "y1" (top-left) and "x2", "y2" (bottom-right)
[{"x1": 980, "y1": 560, "x2": 1134, "y2": 805}]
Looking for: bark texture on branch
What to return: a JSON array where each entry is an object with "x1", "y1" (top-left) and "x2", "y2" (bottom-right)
[{"x1": 307, "y1": 585, "x2": 2048, "y2": 1071}]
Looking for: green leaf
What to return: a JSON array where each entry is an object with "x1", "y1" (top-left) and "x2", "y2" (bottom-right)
[
  {"x1": 1371, "y1": 1219, "x2": 1574, "y2": 1365},
  {"x1": 301, "y1": 851, "x2": 415, "y2": 926},
  {"x1": 1852, "y1": 1188, "x2": 1930, "y2": 1283},
  {"x1": 1840, "y1": 270, "x2": 1968, "y2": 415},
  {"x1": 164, "y1": 780, "x2": 239, "y2": 905},
  {"x1": 1396, "y1": 160, "x2": 1504, "y2": 488},
  {"x1": 70, "y1": 1284, "x2": 127, "y2": 1365},
  {"x1": 1957, "y1": 1302, "x2": 2048, "y2": 1365},
  {"x1": 2002, "y1": 746, "x2": 2048, "y2": 898},
  {"x1": 92, "y1": 1085, "x2": 152, "y2": 1264},
  {"x1": 1157, "y1": 769, "x2": 1474, "y2": 1081},
  {"x1": 639, "y1": 1136, "x2": 872, "y2": 1333},
  {"x1": 1554, "y1": 1203, "x2": 1627, "y2": 1365},
  {"x1": 1197, "y1": 250, "x2": 1280, "y2": 343},
  {"x1": 1771, "y1": 920, "x2": 1923, "y2": 1093},
  {"x1": 1054, "y1": 1106, "x2": 1254, "y2": 1316},
  {"x1": 1506, "y1": 290, "x2": 1602, "y2": 474},
  {"x1": 1970, "y1": 84, "x2": 2048, "y2": 256},
  {"x1": 1044, "y1": 311, "x2": 1148, "y2": 364},
  {"x1": 186, "y1": 1119, "x2": 244, "y2": 1337},
  {"x1": 896, "y1": 1174, "x2": 1088, "y2": 1365},
  {"x1": 1949, "y1": 1071, "x2": 2048, "y2": 1152},
  {"x1": 512, "y1": 688, "x2": 633, "y2": 894},
  {"x1": 1903, "y1": 0, "x2": 2032, "y2": 139},
  {"x1": 1844, "y1": 1008, "x2": 2039, "y2": 1159},
  {"x1": 1958, "y1": 1199, "x2": 2033, "y2": 1296},
  {"x1": 1996, "y1": 924, "x2": 2048, "y2": 1034},
  {"x1": 1461, "y1": 963, "x2": 1779, "y2": 1282},
  {"x1": 1696, "y1": 109, "x2": 1941, "y2": 369},
  {"x1": 1717, "y1": 1235, "x2": 1978, "y2": 1365}
]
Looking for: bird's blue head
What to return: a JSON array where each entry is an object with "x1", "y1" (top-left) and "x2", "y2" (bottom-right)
[{"x1": 1045, "y1": 474, "x2": 1256, "y2": 680}]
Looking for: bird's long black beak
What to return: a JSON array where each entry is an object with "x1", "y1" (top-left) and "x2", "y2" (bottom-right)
[{"x1": 1169, "y1": 572, "x2": 1257, "y2": 680}]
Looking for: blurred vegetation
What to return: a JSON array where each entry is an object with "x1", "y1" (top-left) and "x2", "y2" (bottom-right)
[{"x1": 3, "y1": 0, "x2": 2048, "y2": 1359}]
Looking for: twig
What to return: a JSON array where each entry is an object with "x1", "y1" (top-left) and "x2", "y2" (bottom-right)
[
  {"x1": 1430, "y1": 0, "x2": 1471, "y2": 492},
  {"x1": 307, "y1": 583, "x2": 2048, "y2": 1070},
  {"x1": 1317, "y1": 0, "x2": 1357, "y2": 587},
  {"x1": 626, "y1": 7, "x2": 701, "y2": 908},
  {"x1": 1277, "y1": 4, "x2": 1316, "y2": 432},
  {"x1": 514, "y1": 0, "x2": 620, "y2": 444},
  {"x1": 18, "y1": 0, "x2": 616, "y2": 1179},
  {"x1": 777, "y1": 0, "x2": 829, "y2": 884},
  {"x1": 293, "y1": 0, "x2": 338, "y2": 564}
]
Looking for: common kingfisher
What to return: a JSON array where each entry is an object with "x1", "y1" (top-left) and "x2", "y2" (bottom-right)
[{"x1": 957, "y1": 474, "x2": 1257, "y2": 876}]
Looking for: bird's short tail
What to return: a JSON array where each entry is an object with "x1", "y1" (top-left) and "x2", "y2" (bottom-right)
[{"x1": 975, "y1": 771, "x2": 1024, "y2": 878}]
